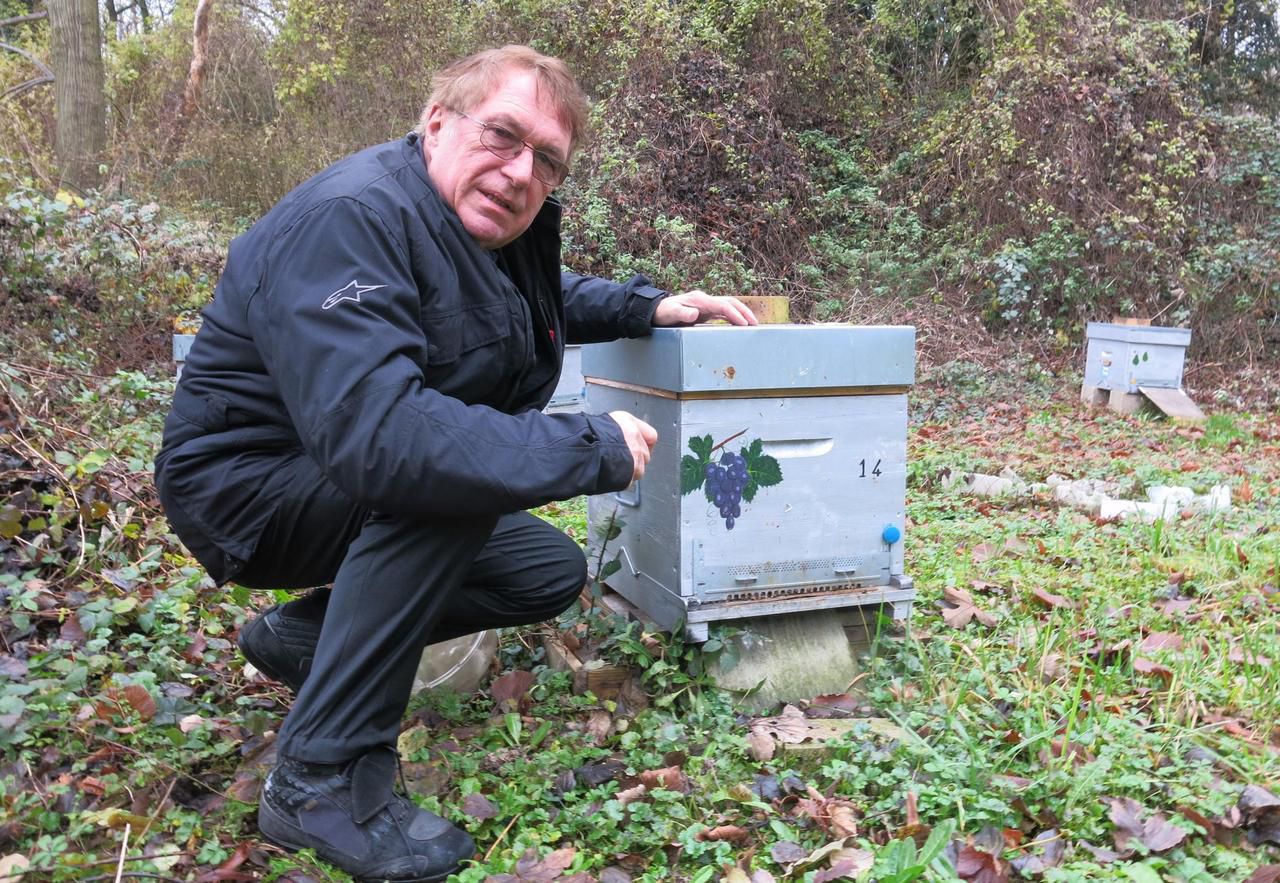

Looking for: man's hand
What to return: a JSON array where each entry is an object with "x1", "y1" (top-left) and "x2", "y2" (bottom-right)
[
  {"x1": 609, "y1": 411, "x2": 658, "y2": 481},
  {"x1": 652, "y1": 290, "x2": 759, "y2": 327}
]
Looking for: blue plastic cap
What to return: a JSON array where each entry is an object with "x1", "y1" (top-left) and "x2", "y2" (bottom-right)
[{"x1": 882, "y1": 524, "x2": 902, "y2": 545}]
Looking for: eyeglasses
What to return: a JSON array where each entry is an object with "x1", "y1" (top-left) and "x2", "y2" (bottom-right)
[{"x1": 455, "y1": 111, "x2": 570, "y2": 188}]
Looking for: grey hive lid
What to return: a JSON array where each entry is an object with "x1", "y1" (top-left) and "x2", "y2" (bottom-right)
[
  {"x1": 582, "y1": 324, "x2": 915, "y2": 393},
  {"x1": 1086, "y1": 323, "x2": 1192, "y2": 346}
]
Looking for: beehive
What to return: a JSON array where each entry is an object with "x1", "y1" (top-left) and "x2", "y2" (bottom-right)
[
  {"x1": 1084, "y1": 323, "x2": 1192, "y2": 394},
  {"x1": 584, "y1": 325, "x2": 916, "y2": 641}
]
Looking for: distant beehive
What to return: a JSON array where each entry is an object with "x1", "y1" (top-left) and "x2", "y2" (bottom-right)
[
  {"x1": 173, "y1": 333, "x2": 196, "y2": 380},
  {"x1": 543, "y1": 344, "x2": 585, "y2": 413},
  {"x1": 583, "y1": 325, "x2": 916, "y2": 642},
  {"x1": 1083, "y1": 323, "x2": 1191, "y2": 393}
]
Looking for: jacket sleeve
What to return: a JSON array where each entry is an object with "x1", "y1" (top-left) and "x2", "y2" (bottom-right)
[
  {"x1": 244, "y1": 197, "x2": 636, "y2": 517},
  {"x1": 561, "y1": 271, "x2": 667, "y2": 344}
]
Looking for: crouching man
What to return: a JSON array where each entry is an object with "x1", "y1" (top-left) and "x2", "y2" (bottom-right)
[{"x1": 155, "y1": 44, "x2": 755, "y2": 881}]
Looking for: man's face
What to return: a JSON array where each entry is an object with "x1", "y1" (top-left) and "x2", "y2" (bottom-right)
[{"x1": 421, "y1": 69, "x2": 571, "y2": 250}]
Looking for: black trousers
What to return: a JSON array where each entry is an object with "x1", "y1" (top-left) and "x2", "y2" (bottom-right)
[{"x1": 224, "y1": 454, "x2": 586, "y2": 763}]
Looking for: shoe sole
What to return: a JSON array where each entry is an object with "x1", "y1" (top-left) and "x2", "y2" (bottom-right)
[{"x1": 259, "y1": 797, "x2": 459, "y2": 883}]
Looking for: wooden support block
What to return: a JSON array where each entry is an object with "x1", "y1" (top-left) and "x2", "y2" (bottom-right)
[
  {"x1": 1139, "y1": 386, "x2": 1206, "y2": 423},
  {"x1": 1111, "y1": 316, "x2": 1152, "y2": 326},
  {"x1": 1108, "y1": 389, "x2": 1149, "y2": 416},
  {"x1": 574, "y1": 660, "x2": 632, "y2": 700},
  {"x1": 598, "y1": 589, "x2": 650, "y2": 623},
  {"x1": 577, "y1": 585, "x2": 655, "y2": 627},
  {"x1": 543, "y1": 634, "x2": 583, "y2": 676},
  {"x1": 542, "y1": 633, "x2": 633, "y2": 700},
  {"x1": 738, "y1": 295, "x2": 790, "y2": 324},
  {"x1": 1080, "y1": 383, "x2": 1109, "y2": 406}
]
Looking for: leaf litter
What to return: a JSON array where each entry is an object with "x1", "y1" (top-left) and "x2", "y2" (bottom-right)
[{"x1": 4, "y1": 361, "x2": 1280, "y2": 880}]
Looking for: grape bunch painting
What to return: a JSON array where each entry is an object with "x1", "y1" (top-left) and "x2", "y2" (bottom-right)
[
  {"x1": 704, "y1": 452, "x2": 748, "y2": 528},
  {"x1": 680, "y1": 432, "x2": 783, "y2": 531}
]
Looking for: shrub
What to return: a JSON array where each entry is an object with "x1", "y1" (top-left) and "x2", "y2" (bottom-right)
[{"x1": 0, "y1": 165, "x2": 225, "y2": 372}]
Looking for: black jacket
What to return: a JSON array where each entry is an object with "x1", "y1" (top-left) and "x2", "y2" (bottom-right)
[{"x1": 156, "y1": 133, "x2": 664, "y2": 574}]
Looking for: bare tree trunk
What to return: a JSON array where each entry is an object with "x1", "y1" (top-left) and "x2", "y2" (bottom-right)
[
  {"x1": 47, "y1": 0, "x2": 106, "y2": 191},
  {"x1": 180, "y1": 0, "x2": 214, "y2": 121}
]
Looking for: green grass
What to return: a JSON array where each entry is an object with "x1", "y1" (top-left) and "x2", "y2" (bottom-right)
[{"x1": 1, "y1": 358, "x2": 1278, "y2": 881}]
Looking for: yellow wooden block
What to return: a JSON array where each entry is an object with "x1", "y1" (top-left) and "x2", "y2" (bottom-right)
[{"x1": 738, "y1": 295, "x2": 790, "y2": 324}]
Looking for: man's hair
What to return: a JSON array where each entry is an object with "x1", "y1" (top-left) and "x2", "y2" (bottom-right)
[{"x1": 417, "y1": 45, "x2": 590, "y2": 156}]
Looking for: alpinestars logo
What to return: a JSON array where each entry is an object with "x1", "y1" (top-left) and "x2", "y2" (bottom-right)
[{"x1": 322, "y1": 280, "x2": 386, "y2": 310}]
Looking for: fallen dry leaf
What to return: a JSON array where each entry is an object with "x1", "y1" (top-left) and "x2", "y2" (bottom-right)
[
  {"x1": 770, "y1": 841, "x2": 808, "y2": 868},
  {"x1": 490, "y1": 671, "x2": 535, "y2": 714},
  {"x1": 574, "y1": 760, "x2": 624, "y2": 787},
  {"x1": 0, "y1": 853, "x2": 29, "y2": 883},
  {"x1": 747, "y1": 729, "x2": 776, "y2": 761},
  {"x1": 939, "y1": 587, "x2": 998, "y2": 629},
  {"x1": 955, "y1": 845, "x2": 1009, "y2": 882},
  {"x1": 1155, "y1": 598, "x2": 1195, "y2": 617},
  {"x1": 1009, "y1": 828, "x2": 1065, "y2": 876},
  {"x1": 195, "y1": 840, "x2": 254, "y2": 883},
  {"x1": 1228, "y1": 645, "x2": 1273, "y2": 666},
  {"x1": 1140, "y1": 632, "x2": 1184, "y2": 652},
  {"x1": 95, "y1": 684, "x2": 159, "y2": 722},
  {"x1": 1105, "y1": 797, "x2": 1188, "y2": 854},
  {"x1": 513, "y1": 847, "x2": 576, "y2": 883},
  {"x1": 585, "y1": 710, "x2": 612, "y2": 744},
  {"x1": 1240, "y1": 785, "x2": 1280, "y2": 814},
  {"x1": 1037, "y1": 653, "x2": 1067, "y2": 682},
  {"x1": 1239, "y1": 785, "x2": 1280, "y2": 846},
  {"x1": 750, "y1": 705, "x2": 814, "y2": 745},
  {"x1": 1003, "y1": 536, "x2": 1029, "y2": 553},
  {"x1": 462, "y1": 793, "x2": 499, "y2": 820},
  {"x1": 1030, "y1": 588, "x2": 1076, "y2": 610},
  {"x1": 829, "y1": 804, "x2": 860, "y2": 839},
  {"x1": 794, "y1": 838, "x2": 862, "y2": 873},
  {"x1": 638, "y1": 766, "x2": 688, "y2": 792},
  {"x1": 1132, "y1": 657, "x2": 1174, "y2": 682},
  {"x1": 905, "y1": 790, "x2": 920, "y2": 827},
  {"x1": 227, "y1": 768, "x2": 265, "y2": 803},
  {"x1": 697, "y1": 825, "x2": 751, "y2": 843},
  {"x1": 796, "y1": 789, "x2": 862, "y2": 839},
  {"x1": 952, "y1": 826, "x2": 1011, "y2": 882},
  {"x1": 59, "y1": 616, "x2": 87, "y2": 646},
  {"x1": 813, "y1": 848, "x2": 874, "y2": 882},
  {"x1": 614, "y1": 784, "x2": 647, "y2": 806},
  {"x1": 971, "y1": 543, "x2": 1000, "y2": 563},
  {"x1": 182, "y1": 630, "x2": 209, "y2": 663}
]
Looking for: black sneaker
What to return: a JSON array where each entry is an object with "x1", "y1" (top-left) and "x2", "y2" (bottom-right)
[
  {"x1": 237, "y1": 592, "x2": 327, "y2": 692},
  {"x1": 258, "y1": 747, "x2": 474, "y2": 882}
]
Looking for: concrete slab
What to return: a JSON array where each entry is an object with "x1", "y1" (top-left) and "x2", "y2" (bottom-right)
[
  {"x1": 1080, "y1": 383, "x2": 1109, "y2": 406},
  {"x1": 1108, "y1": 389, "x2": 1150, "y2": 416},
  {"x1": 710, "y1": 609, "x2": 861, "y2": 711}
]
